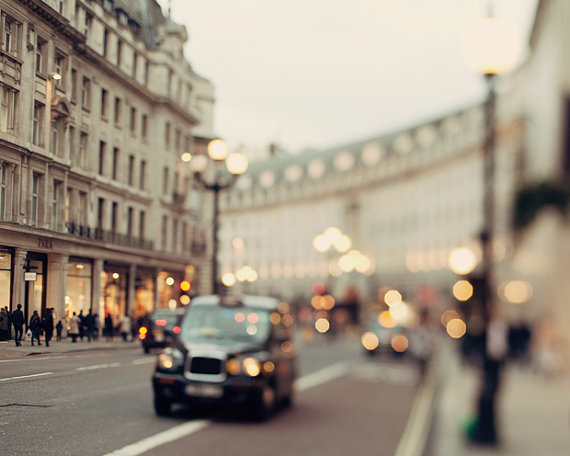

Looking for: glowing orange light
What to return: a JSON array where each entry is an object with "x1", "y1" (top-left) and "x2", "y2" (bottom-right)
[
  {"x1": 139, "y1": 327, "x2": 148, "y2": 335},
  {"x1": 446, "y1": 318, "x2": 467, "y2": 339},
  {"x1": 391, "y1": 334, "x2": 409, "y2": 352},
  {"x1": 180, "y1": 280, "x2": 191, "y2": 292},
  {"x1": 139, "y1": 333, "x2": 146, "y2": 340},
  {"x1": 361, "y1": 332, "x2": 379, "y2": 351},
  {"x1": 378, "y1": 311, "x2": 397, "y2": 328}
]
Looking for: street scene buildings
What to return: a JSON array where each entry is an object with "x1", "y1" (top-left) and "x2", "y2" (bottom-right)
[{"x1": 0, "y1": 0, "x2": 569, "y2": 358}]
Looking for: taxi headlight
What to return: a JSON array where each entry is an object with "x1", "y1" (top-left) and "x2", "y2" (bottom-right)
[
  {"x1": 243, "y1": 357, "x2": 261, "y2": 377},
  {"x1": 226, "y1": 358, "x2": 241, "y2": 376},
  {"x1": 157, "y1": 348, "x2": 182, "y2": 370}
]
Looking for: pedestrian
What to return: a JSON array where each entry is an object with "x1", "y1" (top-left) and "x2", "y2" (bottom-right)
[
  {"x1": 409, "y1": 309, "x2": 436, "y2": 382},
  {"x1": 69, "y1": 312, "x2": 80, "y2": 343},
  {"x1": 104, "y1": 313, "x2": 114, "y2": 341},
  {"x1": 42, "y1": 308, "x2": 54, "y2": 347},
  {"x1": 78, "y1": 310, "x2": 86, "y2": 341},
  {"x1": 0, "y1": 306, "x2": 8, "y2": 341},
  {"x1": 29, "y1": 310, "x2": 42, "y2": 346},
  {"x1": 85, "y1": 310, "x2": 95, "y2": 342},
  {"x1": 4, "y1": 306, "x2": 12, "y2": 340},
  {"x1": 120, "y1": 314, "x2": 132, "y2": 342},
  {"x1": 56, "y1": 320, "x2": 63, "y2": 341},
  {"x1": 93, "y1": 313, "x2": 101, "y2": 340},
  {"x1": 12, "y1": 304, "x2": 25, "y2": 346}
]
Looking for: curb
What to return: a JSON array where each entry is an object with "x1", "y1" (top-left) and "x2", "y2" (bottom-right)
[{"x1": 393, "y1": 341, "x2": 443, "y2": 456}]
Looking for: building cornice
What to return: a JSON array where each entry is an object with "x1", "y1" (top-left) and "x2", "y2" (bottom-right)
[{"x1": 17, "y1": 0, "x2": 86, "y2": 43}]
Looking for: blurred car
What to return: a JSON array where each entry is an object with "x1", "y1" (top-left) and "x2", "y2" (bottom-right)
[
  {"x1": 152, "y1": 294, "x2": 297, "y2": 420},
  {"x1": 360, "y1": 313, "x2": 409, "y2": 357},
  {"x1": 138, "y1": 308, "x2": 185, "y2": 354}
]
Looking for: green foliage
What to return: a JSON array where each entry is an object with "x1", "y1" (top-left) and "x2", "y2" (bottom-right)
[{"x1": 513, "y1": 180, "x2": 570, "y2": 230}]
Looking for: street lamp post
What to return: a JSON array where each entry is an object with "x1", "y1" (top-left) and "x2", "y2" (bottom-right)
[
  {"x1": 190, "y1": 139, "x2": 248, "y2": 295},
  {"x1": 462, "y1": 12, "x2": 522, "y2": 445}
]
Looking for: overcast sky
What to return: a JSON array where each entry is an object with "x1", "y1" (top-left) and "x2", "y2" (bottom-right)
[{"x1": 160, "y1": 0, "x2": 538, "y2": 154}]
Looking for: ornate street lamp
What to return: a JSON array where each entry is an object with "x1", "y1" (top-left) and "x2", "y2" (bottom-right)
[
  {"x1": 462, "y1": 11, "x2": 522, "y2": 445},
  {"x1": 190, "y1": 139, "x2": 248, "y2": 294}
]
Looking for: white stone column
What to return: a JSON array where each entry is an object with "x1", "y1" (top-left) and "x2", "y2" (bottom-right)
[
  {"x1": 12, "y1": 248, "x2": 27, "y2": 311},
  {"x1": 46, "y1": 253, "x2": 69, "y2": 321},
  {"x1": 92, "y1": 259, "x2": 103, "y2": 318}
]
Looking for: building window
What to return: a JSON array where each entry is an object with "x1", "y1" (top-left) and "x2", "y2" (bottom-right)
[
  {"x1": 31, "y1": 173, "x2": 41, "y2": 226},
  {"x1": 32, "y1": 102, "x2": 44, "y2": 146},
  {"x1": 141, "y1": 114, "x2": 147, "y2": 140},
  {"x1": 163, "y1": 167, "x2": 169, "y2": 194},
  {"x1": 139, "y1": 160, "x2": 146, "y2": 190},
  {"x1": 36, "y1": 36, "x2": 47, "y2": 74},
  {"x1": 2, "y1": 14, "x2": 21, "y2": 57},
  {"x1": 51, "y1": 121, "x2": 59, "y2": 156},
  {"x1": 70, "y1": 68, "x2": 78, "y2": 102},
  {"x1": 52, "y1": 180, "x2": 62, "y2": 231},
  {"x1": 111, "y1": 201, "x2": 118, "y2": 233},
  {"x1": 128, "y1": 154, "x2": 135, "y2": 186},
  {"x1": 101, "y1": 88, "x2": 108, "y2": 118},
  {"x1": 79, "y1": 132, "x2": 88, "y2": 169},
  {"x1": 54, "y1": 52, "x2": 66, "y2": 88},
  {"x1": 172, "y1": 219, "x2": 178, "y2": 252},
  {"x1": 144, "y1": 60, "x2": 149, "y2": 86},
  {"x1": 165, "y1": 122, "x2": 170, "y2": 148},
  {"x1": 139, "y1": 210, "x2": 145, "y2": 239},
  {"x1": 114, "y1": 97, "x2": 121, "y2": 126},
  {"x1": 103, "y1": 28, "x2": 109, "y2": 58},
  {"x1": 97, "y1": 198, "x2": 104, "y2": 231},
  {"x1": 112, "y1": 147, "x2": 119, "y2": 180},
  {"x1": 129, "y1": 107, "x2": 136, "y2": 134},
  {"x1": 0, "y1": 85, "x2": 16, "y2": 133},
  {"x1": 58, "y1": 0, "x2": 65, "y2": 15},
  {"x1": 84, "y1": 13, "x2": 92, "y2": 39},
  {"x1": 99, "y1": 141, "x2": 106, "y2": 175},
  {"x1": 81, "y1": 77, "x2": 91, "y2": 110},
  {"x1": 175, "y1": 128, "x2": 181, "y2": 153},
  {"x1": 127, "y1": 207, "x2": 133, "y2": 236},
  {"x1": 133, "y1": 52, "x2": 138, "y2": 78},
  {"x1": 79, "y1": 192, "x2": 87, "y2": 225}
]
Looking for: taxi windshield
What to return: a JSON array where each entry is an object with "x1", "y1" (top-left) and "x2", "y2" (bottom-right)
[{"x1": 180, "y1": 306, "x2": 271, "y2": 343}]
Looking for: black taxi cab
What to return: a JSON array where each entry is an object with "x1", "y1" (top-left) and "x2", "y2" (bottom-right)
[{"x1": 151, "y1": 295, "x2": 297, "y2": 420}]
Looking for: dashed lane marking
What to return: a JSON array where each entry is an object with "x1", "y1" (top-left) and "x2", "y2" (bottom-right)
[
  {"x1": 0, "y1": 372, "x2": 53, "y2": 382},
  {"x1": 132, "y1": 358, "x2": 156, "y2": 365},
  {"x1": 76, "y1": 362, "x2": 121, "y2": 371}
]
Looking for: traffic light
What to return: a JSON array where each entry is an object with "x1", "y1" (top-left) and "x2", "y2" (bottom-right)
[{"x1": 179, "y1": 280, "x2": 192, "y2": 305}]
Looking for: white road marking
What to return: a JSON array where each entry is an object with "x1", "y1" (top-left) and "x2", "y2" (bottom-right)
[
  {"x1": 295, "y1": 362, "x2": 349, "y2": 391},
  {"x1": 103, "y1": 420, "x2": 210, "y2": 456},
  {"x1": 0, "y1": 356, "x2": 68, "y2": 364},
  {"x1": 102, "y1": 361, "x2": 350, "y2": 456},
  {"x1": 0, "y1": 372, "x2": 53, "y2": 382},
  {"x1": 76, "y1": 362, "x2": 121, "y2": 371},
  {"x1": 132, "y1": 358, "x2": 156, "y2": 365}
]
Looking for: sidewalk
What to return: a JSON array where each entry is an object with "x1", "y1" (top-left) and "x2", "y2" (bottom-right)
[
  {"x1": 430, "y1": 341, "x2": 570, "y2": 456},
  {"x1": 0, "y1": 336, "x2": 139, "y2": 359}
]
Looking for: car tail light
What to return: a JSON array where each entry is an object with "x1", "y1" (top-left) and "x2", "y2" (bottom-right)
[
  {"x1": 155, "y1": 319, "x2": 167, "y2": 327},
  {"x1": 173, "y1": 326, "x2": 181, "y2": 334}
]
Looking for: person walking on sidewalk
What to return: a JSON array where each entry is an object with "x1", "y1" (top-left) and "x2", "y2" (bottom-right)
[
  {"x1": 12, "y1": 304, "x2": 25, "y2": 346},
  {"x1": 56, "y1": 320, "x2": 63, "y2": 341},
  {"x1": 29, "y1": 310, "x2": 42, "y2": 346},
  {"x1": 69, "y1": 312, "x2": 80, "y2": 343},
  {"x1": 120, "y1": 314, "x2": 132, "y2": 342},
  {"x1": 85, "y1": 310, "x2": 95, "y2": 342},
  {"x1": 42, "y1": 308, "x2": 54, "y2": 347},
  {"x1": 0, "y1": 307, "x2": 8, "y2": 341},
  {"x1": 104, "y1": 313, "x2": 114, "y2": 341}
]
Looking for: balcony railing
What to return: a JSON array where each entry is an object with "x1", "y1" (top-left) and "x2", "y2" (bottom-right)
[{"x1": 66, "y1": 222, "x2": 154, "y2": 250}]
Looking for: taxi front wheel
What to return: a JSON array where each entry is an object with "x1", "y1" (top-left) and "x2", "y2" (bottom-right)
[{"x1": 154, "y1": 396, "x2": 172, "y2": 416}]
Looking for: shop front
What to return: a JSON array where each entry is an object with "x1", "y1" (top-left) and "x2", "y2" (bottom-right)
[
  {"x1": 65, "y1": 258, "x2": 93, "y2": 326},
  {"x1": 23, "y1": 252, "x2": 46, "y2": 325},
  {"x1": 101, "y1": 263, "x2": 129, "y2": 330},
  {"x1": 134, "y1": 267, "x2": 155, "y2": 322},
  {"x1": 0, "y1": 248, "x2": 12, "y2": 312}
]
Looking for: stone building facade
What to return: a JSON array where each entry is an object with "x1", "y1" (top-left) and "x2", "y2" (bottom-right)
[{"x1": 0, "y1": 0, "x2": 214, "y2": 330}]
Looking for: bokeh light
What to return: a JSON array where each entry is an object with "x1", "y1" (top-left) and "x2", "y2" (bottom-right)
[
  {"x1": 448, "y1": 247, "x2": 477, "y2": 275},
  {"x1": 315, "y1": 318, "x2": 330, "y2": 333},
  {"x1": 452, "y1": 280, "x2": 474, "y2": 301},
  {"x1": 361, "y1": 332, "x2": 379, "y2": 351},
  {"x1": 446, "y1": 318, "x2": 467, "y2": 339},
  {"x1": 384, "y1": 289, "x2": 402, "y2": 307}
]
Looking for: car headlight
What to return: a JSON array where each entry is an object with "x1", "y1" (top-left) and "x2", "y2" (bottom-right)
[
  {"x1": 157, "y1": 348, "x2": 183, "y2": 370},
  {"x1": 226, "y1": 357, "x2": 263, "y2": 377},
  {"x1": 243, "y1": 357, "x2": 261, "y2": 377}
]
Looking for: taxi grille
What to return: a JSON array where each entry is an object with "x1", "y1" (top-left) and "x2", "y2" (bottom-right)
[{"x1": 190, "y1": 357, "x2": 223, "y2": 375}]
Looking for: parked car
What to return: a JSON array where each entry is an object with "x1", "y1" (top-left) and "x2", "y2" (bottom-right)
[
  {"x1": 360, "y1": 313, "x2": 409, "y2": 358},
  {"x1": 139, "y1": 308, "x2": 185, "y2": 354},
  {"x1": 152, "y1": 294, "x2": 297, "y2": 420}
]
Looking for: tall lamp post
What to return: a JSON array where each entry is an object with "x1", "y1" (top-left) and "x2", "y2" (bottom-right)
[
  {"x1": 462, "y1": 12, "x2": 522, "y2": 445},
  {"x1": 190, "y1": 139, "x2": 248, "y2": 294}
]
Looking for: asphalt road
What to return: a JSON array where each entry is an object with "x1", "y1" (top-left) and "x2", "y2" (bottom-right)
[{"x1": 1, "y1": 336, "x2": 420, "y2": 456}]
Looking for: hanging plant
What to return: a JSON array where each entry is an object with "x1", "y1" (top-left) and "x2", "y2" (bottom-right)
[{"x1": 513, "y1": 180, "x2": 570, "y2": 231}]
